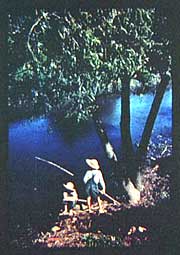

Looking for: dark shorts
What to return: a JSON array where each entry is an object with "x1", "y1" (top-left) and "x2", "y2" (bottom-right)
[{"x1": 85, "y1": 179, "x2": 100, "y2": 200}]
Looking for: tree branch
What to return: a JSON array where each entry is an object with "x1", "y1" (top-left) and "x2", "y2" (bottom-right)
[{"x1": 27, "y1": 15, "x2": 44, "y2": 63}]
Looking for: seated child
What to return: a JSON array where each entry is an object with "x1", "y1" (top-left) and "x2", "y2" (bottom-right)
[{"x1": 62, "y1": 181, "x2": 78, "y2": 215}]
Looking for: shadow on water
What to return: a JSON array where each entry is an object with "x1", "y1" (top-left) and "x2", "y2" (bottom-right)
[
  {"x1": 49, "y1": 116, "x2": 99, "y2": 148},
  {"x1": 8, "y1": 89, "x2": 172, "y2": 233}
]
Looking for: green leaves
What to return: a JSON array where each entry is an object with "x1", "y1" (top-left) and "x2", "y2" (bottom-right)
[
  {"x1": 14, "y1": 63, "x2": 34, "y2": 82},
  {"x1": 8, "y1": 9, "x2": 170, "y2": 123}
]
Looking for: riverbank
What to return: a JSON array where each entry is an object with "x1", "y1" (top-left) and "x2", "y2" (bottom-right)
[
  {"x1": 31, "y1": 151, "x2": 171, "y2": 249},
  {"x1": 9, "y1": 139, "x2": 172, "y2": 250},
  {"x1": 32, "y1": 201, "x2": 177, "y2": 251}
]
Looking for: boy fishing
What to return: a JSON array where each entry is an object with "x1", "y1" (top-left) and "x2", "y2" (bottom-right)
[
  {"x1": 62, "y1": 181, "x2": 78, "y2": 215},
  {"x1": 83, "y1": 158, "x2": 106, "y2": 213}
]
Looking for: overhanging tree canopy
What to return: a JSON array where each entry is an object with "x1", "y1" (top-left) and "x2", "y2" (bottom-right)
[{"x1": 8, "y1": 9, "x2": 169, "y2": 122}]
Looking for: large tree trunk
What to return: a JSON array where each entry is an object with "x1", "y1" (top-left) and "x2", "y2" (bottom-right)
[
  {"x1": 93, "y1": 115, "x2": 140, "y2": 204},
  {"x1": 93, "y1": 76, "x2": 141, "y2": 204},
  {"x1": 120, "y1": 77, "x2": 135, "y2": 177},
  {"x1": 120, "y1": 77, "x2": 140, "y2": 203},
  {"x1": 120, "y1": 77, "x2": 134, "y2": 159},
  {"x1": 136, "y1": 74, "x2": 169, "y2": 163}
]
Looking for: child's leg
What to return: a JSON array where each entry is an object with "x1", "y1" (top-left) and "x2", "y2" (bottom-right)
[
  {"x1": 87, "y1": 196, "x2": 92, "y2": 212},
  {"x1": 97, "y1": 196, "x2": 104, "y2": 213},
  {"x1": 63, "y1": 204, "x2": 68, "y2": 214},
  {"x1": 69, "y1": 209, "x2": 73, "y2": 215}
]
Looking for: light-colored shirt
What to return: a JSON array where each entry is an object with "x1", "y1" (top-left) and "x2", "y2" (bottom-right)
[
  {"x1": 83, "y1": 169, "x2": 106, "y2": 191},
  {"x1": 63, "y1": 189, "x2": 78, "y2": 201}
]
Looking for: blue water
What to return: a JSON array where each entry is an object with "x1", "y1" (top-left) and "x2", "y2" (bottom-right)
[
  {"x1": 9, "y1": 88, "x2": 172, "y2": 180},
  {"x1": 8, "y1": 89, "x2": 172, "y2": 227},
  {"x1": 99, "y1": 88, "x2": 172, "y2": 145},
  {"x1": 8, "y1": 118, "x2": 104, "y2": 177}
]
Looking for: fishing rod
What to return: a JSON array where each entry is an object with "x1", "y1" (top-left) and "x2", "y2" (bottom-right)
[
  {"x1": 35, "y1": 156, "x2": 120, "y2": 205},
  {"x1": 35, "y1": 156, "x2": 74, "y2": 176},
  {"x1": 63, "y1": 198, "x2": 87, "y2": 203},
  {"x1": 100, "y1": 191, "x2": 121, "y2": 206}
]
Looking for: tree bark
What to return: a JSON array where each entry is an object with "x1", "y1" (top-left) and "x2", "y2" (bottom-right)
[
  {"x1": 120, "y1": 77, "x2": 135, "y2": 178},
  {"x1": 120, "y1": 77, "x2": 134, "y2": 158},
  {"x1": 136, "y1": 74, "x2": 169, "y2": 163}
]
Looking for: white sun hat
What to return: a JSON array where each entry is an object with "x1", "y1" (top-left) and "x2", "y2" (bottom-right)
[
  {"x1": 63, "y1": 182, "x2": 75, "y2": 191},
  {"x1": 85, "y1": 158, "x2": 100, "y2": 170}
]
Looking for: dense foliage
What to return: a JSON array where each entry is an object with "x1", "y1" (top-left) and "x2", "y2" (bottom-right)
[{"x1": 8, "y1": 9, "x2": 170, "y2": 122}]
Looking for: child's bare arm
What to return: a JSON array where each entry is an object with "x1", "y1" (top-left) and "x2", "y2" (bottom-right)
[{"x1": 63, "y1": 192, "x2": 68, "y2": 199}]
